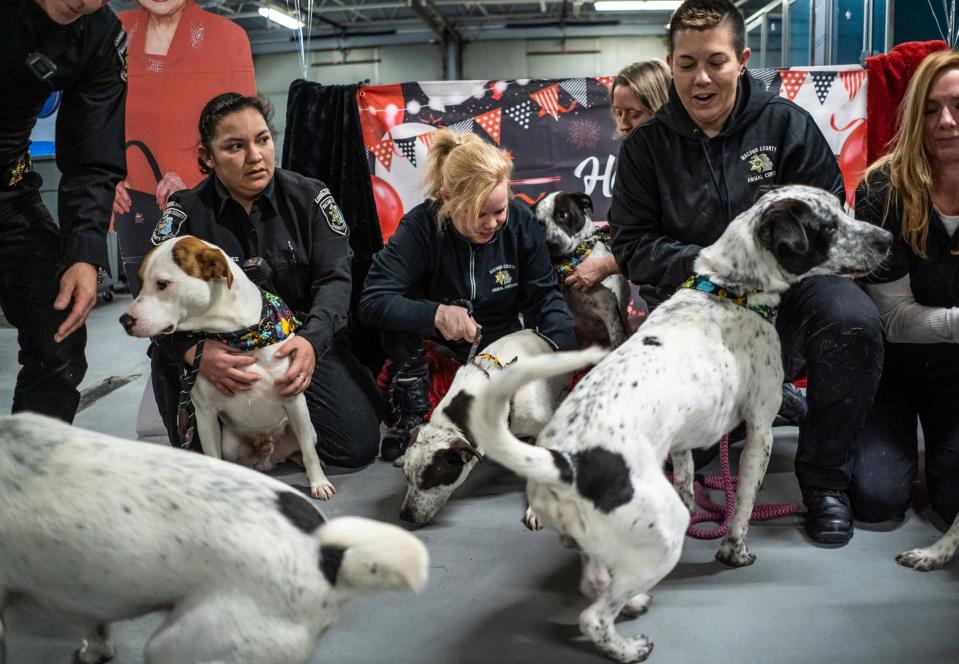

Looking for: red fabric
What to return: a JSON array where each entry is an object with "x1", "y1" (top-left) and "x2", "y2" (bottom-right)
[
  {"x1": 375, "y1": 343, "x2": 461, "y2": 424},
  {"x1": 866, "y1": 40, "x2": 948, "y2": 165}
]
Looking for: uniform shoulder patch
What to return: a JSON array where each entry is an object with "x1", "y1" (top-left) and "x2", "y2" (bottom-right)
[
  {"x1": 114, "y1": 29, "x2": 128, "y2": 83},
  {"x1": 315, "y1": 188, "x2": 348, "y2": 236},
  {"x1": 152, "y1": 200, "x2": 188, "y2": 245}
]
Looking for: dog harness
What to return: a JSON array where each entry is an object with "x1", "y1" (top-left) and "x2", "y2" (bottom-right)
[
  {"x1": 679, "y1": 275, "x2": 777, "y2": 322},
  {"x1": 551, "y1": 230, "x2": 612, "y2": 279},
  {"x1": 176, "y1": 291, "x2": 302, "y2": 448}
]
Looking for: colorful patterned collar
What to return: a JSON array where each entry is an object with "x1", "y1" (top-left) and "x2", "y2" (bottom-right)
[
  {"x1": 679, "y1": 275, "x2": 777, "y2": 322},
  {"x1": 475, "y1": 352, "x2": 518, "y2": 369},
  {"x1": 552, "y1": 230, "x2": 610, "y2": 279},
  {"x1": 176, "y1": 291, "x2": 301, "y2": 449}
]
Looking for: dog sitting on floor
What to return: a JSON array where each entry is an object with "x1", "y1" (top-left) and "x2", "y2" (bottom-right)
[
  {"x1": 0, "y1": 413, "x2": 428, "y2": 664},
  {"x1": 120, "y1": 235, "x2": 334, "y2": 500},
  {"x1": 398, "y1": 329, "x2": 567, "y2": 527},
  {"x1": 533, "y1": 191, "x2": 631, "y2": 348},
  {"x1": 467, "y1": 185, "x2": 892, "y2": 662}
]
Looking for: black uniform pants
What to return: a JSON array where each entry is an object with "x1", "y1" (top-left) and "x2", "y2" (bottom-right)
[
  {"x1": 0, "y1": 173, "x2": 86, "y2": 422},
  {"x1": 151, "y1": 340, "x2": 382, "y2": 468},
  {"x1": 849, "y1": 342, "x2": 959, "y2": 525},
  {"x1": 777, "y1": 275, "x2": 884, "y2": 490}
]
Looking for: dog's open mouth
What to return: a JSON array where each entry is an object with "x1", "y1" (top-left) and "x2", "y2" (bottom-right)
[{"x1": 161, "y1": 325, "x2": 175, "y2": 334}]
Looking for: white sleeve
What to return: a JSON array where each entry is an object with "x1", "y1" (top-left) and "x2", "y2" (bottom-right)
[{"x1": 864, "y1": 275, "x2": 959, "y2": 343}]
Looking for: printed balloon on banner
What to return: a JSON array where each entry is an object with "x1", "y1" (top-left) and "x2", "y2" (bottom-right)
[
  {"x1": 371, "y1": 175, "x2": 404, "y2": 241},
  {"x1": 418, "y1": 80, "x2": 488, "y2": 112},
  {"x1": 832, "y1": 115, "x2": 868, "y2": 208}
]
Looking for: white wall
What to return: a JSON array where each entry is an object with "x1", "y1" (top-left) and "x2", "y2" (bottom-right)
[{"x1": 255, "y1": 34, "x2": 669, "y2": 152}]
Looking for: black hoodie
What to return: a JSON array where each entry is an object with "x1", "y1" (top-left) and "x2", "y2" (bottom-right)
[{"x1": 608, "y1": 71, "x2": 844, "y2": 307}]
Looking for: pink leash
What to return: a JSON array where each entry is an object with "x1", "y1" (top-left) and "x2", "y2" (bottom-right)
[{"x1": 674, "y1": 435, "x2": 803, "y2": 540}]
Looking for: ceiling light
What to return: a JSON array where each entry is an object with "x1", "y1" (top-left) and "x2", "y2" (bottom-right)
[
  {"x1": 258, "y1": 6, "x2": 304, "y2": 29},
  {"x1": 594, "y1": 1, "x2": 682, "y2": 11}
]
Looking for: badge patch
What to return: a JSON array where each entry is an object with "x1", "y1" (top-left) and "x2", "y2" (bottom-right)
[
  {"x1": 115, "y1": 29, "x2": 128, "y2": 83},
  {"x1": 152, "y1": 201, "x2": 187, "y2": 245},
  {"x1": 748, "y1": 152, "x2": 774, "y2": 175},
  {"x1": 317, "y1": 193, "x2": 348, "y2": 236}
]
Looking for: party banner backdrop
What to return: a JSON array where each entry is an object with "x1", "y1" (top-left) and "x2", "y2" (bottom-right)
[{"x1": 357, "y1": 66, "x2": 867, "y2": 241}]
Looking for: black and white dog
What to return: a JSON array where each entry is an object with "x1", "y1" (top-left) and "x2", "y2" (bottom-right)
[
  {"x1": 534, "y1": 192, "x2": 630, "y2": 348},
  {"x1": 468, "y1": 185, "x2": 892, "y2": 662},
  {"x1": 898, "y1": 515, "x2": 959, "y2": 571},
  {"x1": 0, "y1": 413, "x2": 428, "y2": 664}
]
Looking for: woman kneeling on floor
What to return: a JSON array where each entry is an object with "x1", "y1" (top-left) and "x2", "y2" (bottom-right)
[
  {"x1": 853, "y1": 49, "x2": 959, "y2": 527},
  {"x1": 149, "y1": 92, "x2": 382, "y2": 468},
  {"x1": 358, "y1": 130, "x2": 577, "y2": 461}
]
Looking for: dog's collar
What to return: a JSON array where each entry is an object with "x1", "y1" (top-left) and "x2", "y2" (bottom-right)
[
  {"x1": 552, "y1": 230, "x2": 610, "y2": 278},
  {"x1": 679, "y1": 275, "x2": 777, "y2": 322},
  {"x1": 175, "y1": 290, "x2": 302, "y2": 449},
  {"x1": 205, "y1": 290, "x2": 302, "y2": 351}
]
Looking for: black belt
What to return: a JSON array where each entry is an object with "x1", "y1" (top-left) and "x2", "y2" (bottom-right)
[{"x1": 2, "y1": 152, "x2": 31, "y2": 189}]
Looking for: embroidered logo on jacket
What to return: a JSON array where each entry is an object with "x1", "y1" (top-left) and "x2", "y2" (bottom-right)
[
  {"x1": 315, "y1": 188, "x2": 348, "y2": 236},
  {"x1": 740, "y1": 145, "x2": 777, "y2": 183},
  {"x1": 152, "y1": 200, "x2": 187, "y2": 245},
  {"x1": 490, "y1": 264, "x2": 517, "y2": 293}
]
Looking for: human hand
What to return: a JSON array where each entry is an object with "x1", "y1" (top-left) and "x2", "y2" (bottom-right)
[
  {"x1": 564, "y1": 255, "x2": 619, "y2": 292},
  {"x1": 156, "y1": 172, "x2": 188, "y2": 209},
  {"x1": 113, "y1": 181, "x2": 131, "y2": 215},
  {"x1": 53, "y1": 262, "x2": 98, "y2": 343},
  {"x1": 273, "y1": 335, "x2": 317, "y2": 398},
  {"x1": 435, "y1": 304, "x2": 480, "y2": 342},
  {"x1": 196, "y1": 340, "x2": 259, "y2": 396}
]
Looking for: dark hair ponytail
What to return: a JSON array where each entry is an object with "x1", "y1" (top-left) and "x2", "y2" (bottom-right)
[{"x1": 197, "y1": 93, "x2": 276, "y2": 174}]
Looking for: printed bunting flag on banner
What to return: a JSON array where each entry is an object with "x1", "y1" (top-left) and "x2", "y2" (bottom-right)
[
  {"x1": 811, "y1": 72, "x2": 836, "y2": 105},
  {"x1": 560, "y1": 79, "x2": 590, "y2": 108},
  {"x1": 417, "y1": 131, "x2": 435, "y2": 150},
  {"x1": 474, "y1": 107, "x2": 503, "y2": 144},
  {"x1": 839, "y1": 69, "x2": 866, "y2": 101},
  {"x1": 504, "y1": 100, "x2": 532, "y2": 129},
  {"x1": 530, "y1": 84, "x2": 562, "y2": 120},
  {"x1": 395, "y1": 136, "x2": 417, "y2": 167},
  {"x1": 446, "y1": 118, "x2": 474, "y2": 134},
  {"x1": 752, "y1": 68, "x2": 780, "y2": 92},
  {"x1": 594, "y1": 75, "x2": 614, "y2": 89},
  {"x1": 369, "y1": 137, "x2": 394, "y2": 172},
  {"x1": 779, "y1": 70, "x2": 808, "y2": 101}
]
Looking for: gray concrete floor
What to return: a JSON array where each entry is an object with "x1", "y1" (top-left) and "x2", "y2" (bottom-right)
[{"x1": 2, "y1": 294, "x2": 958, "y2": 664}]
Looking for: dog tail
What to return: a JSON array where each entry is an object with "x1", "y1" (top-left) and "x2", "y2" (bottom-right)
[
  {"x1": 467, "y1": 346, "x2": 608, "y2": 485},
  {"x1": 318, "y1": 517, "x2": 429, "y2": 595}
]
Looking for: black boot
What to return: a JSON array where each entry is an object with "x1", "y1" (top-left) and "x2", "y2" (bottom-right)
[
  {"x1": 381, "y1": 375, "x2": 431, "y2": 462},
  {"x1": 801, "y1": 485, "x2": 854, "y2": 545}
]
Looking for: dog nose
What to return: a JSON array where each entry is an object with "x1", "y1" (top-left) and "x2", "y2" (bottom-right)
[
  {"x1": 399, "y1": 508, "x2": 416, "y2": 524},
  {"x1": 119, "y1": 312, "x2": 137, "y2": 334}
]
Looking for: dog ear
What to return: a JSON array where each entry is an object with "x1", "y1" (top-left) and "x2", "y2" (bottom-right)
[
  {"x1": 172, "y1": 237, "x2": 234, "y2": 288},
  {"x1": 572, "y1": 192, "x2": 594, "y2": 212},
  {"x1": 445, "y1": 438, "x2": 482, "y2": 466},
  {"x1": 758, "y1": 198, "x2": 818, "y2": 272}
]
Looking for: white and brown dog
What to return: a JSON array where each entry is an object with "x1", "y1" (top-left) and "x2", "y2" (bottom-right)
[
  {"x1": 120, "y1": 235, "x2": 333, "y2": 500},
  {"x1": 0, "y1": 413, "x2": 428, "y2": 664},
  {"x1": 398, "y1": 329, "x2": 567, "y2": 527},
  {"x1": 534, "y1": 191, "x2": 630, "y2": 348},
  {"x1": 467, "y1": 185, "x2": 892, "y2": 662}
]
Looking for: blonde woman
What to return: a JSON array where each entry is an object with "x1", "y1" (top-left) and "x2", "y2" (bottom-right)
[
  {"x1": 359, "y1": 130, "x2": 576, "y2": 460},
  {"x1": 852, "y1": 49, "x2": 959, "y2": 527},
  {"x1": 611, "y1": 59, "x2": 671, "y2": 139}
]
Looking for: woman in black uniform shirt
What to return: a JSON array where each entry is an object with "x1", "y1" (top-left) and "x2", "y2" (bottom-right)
[{"x1": 150, "y1": 92, "x2": 381, "y2": 468}]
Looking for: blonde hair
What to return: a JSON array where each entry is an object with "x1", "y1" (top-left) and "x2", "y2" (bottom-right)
[
  {"x1": 863, "y1": 49, "x2": 959, "y2": 257},
  {"x1": 610, "y1": 59, "x2": 671, "y2": 132},
  {"x1": 424, "y1": 130, "x2": 513, "y2": 228}
]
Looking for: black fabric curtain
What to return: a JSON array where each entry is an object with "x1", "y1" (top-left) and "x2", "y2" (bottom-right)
[{"x1": 283, "y1": 79, "x2": 385, "y2": 374}]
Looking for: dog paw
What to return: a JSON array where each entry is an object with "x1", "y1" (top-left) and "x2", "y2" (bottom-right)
[
  {"x1": 310, "y1": 480, "x2": 336, "y2": 501},
  {"x1": 715, "y1": 540, "x2": 756, "y2": 567},
  {"x1": 620, "y1": 592, "x2": 652, "y2": 617},
  {"x1": 896, "y1": 547, "x2": 949, "y2": 572},
  {"x1": 522, "y1": 506, "x2": 543, "y2": 531},
  {"x1": 615, "y1": 635, "x2": 654, "y2": 663},
  {"x1": 393, "y1": 454, "x2": 406, "y2": 468}
]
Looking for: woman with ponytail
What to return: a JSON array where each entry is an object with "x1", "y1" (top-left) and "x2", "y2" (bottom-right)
[{"x1": 359, "y1": 130, "x2": 576, "y2": 461}]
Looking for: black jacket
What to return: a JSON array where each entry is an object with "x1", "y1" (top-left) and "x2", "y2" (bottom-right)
[
  {"x1": 856, "y1": 167, "x2": 959, "y2": 307},
  {"x1": 358, "y1": 199, "x2": 577, "y2": 356},
  {"x1": 1, "y1": 0, "x2": 126, "y2": 272},
  {"x1": 151, "y1": 169, "x2": 353, "y2": 361},
  {"x1": 609, "y1": 72, "x2": 844, "y2": 307}
]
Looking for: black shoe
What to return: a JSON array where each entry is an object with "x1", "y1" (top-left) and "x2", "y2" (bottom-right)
[
  {"x1": 802, "y1": 486, "x2": 854, "y2": 545},
  {"x1": 381, "y1": 374, "x2": 431, "y2": 462}
]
